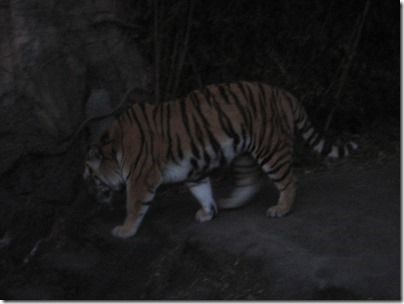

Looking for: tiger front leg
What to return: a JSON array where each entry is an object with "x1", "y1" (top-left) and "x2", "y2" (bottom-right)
[
  {"x1": 186, "y1": 178, "x2": 218, "y2": 222},
  {"x1": 111, "y1": 177, "x2": 160, "y2": 239},
  {"x1": 111, "y1": 204, "x2": 150, "y2": 238}
]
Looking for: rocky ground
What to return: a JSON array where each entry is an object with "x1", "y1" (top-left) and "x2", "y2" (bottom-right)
[{"x1": 0, "y1": 154, "x2": 400, "y2": 300}]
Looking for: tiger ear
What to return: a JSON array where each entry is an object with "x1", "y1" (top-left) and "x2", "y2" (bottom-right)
[
  {"x1": 88, "y1": 146, "x2": 100, "y2": 159},
  {"x1": 86, "y1": 147, "x2": 102, "y2": 170}
]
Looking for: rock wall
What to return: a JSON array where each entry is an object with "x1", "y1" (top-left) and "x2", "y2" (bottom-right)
[{"x1": 0, "y1": 0, "x2": 151, "y2": 204}]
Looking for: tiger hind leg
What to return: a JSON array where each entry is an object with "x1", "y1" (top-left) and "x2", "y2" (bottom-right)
[
  {"x1": 186, "y1": 178, "x2": 218, "y2": 222},
  {"x1": 259, "y1": 148, "x2": 296, "y2": 218},
  {"x1": 218, "y1": 154, "x2": 262, "y2": 209}
]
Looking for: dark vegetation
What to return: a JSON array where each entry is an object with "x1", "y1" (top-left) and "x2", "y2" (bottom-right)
[
  {"x1": 140, "y1": 0, "x2": 399, "y2": 163},
  {"x1": 146, "y1": 0, "x2": 399, "y2": 130},
  {"x1": 0, "y1": 0, "x2": 399, "y2": 300}
]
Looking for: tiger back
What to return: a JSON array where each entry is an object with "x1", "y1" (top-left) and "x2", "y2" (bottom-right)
[{"x1": 84, "y1": 81, "x2": 357, "y2": 239}]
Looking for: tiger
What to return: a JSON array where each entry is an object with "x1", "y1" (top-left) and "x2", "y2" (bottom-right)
[{"x1": 83, "y1": 81, "x2": 357, "y2": 239}]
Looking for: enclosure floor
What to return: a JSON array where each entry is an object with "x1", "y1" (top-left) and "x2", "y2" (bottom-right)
[{"x1": 0, "y1": 160, "x2": 400, "y2": 300}]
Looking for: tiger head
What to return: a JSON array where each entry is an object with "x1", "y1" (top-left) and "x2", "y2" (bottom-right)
[{"x1": 83, "y1": 142, "x2": 125, "y2": 205}]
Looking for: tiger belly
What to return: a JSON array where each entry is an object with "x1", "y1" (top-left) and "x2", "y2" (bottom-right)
[
  {"x1": 162, "y1": 157, "x2": 222, "y2": 184},
  {"x1": 162, "y1": 140, "x2": 240, "y2": 184},
  {"x1": 161, "y1": 160, "x2": 194, "y2": 183}
]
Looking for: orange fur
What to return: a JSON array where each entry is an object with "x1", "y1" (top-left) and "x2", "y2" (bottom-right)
[{"x1": 84, "y1": 81, "x2": 356, "y2": 238}]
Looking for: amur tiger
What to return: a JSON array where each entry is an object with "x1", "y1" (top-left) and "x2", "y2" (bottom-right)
[{"x1": 83, "y1": 81, "x2": 357, "y2": 239}]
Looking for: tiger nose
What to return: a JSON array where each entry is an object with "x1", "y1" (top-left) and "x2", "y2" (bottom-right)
[
  {"x1": 102, "y1": 190, "x2": 112, "y2": 200},
  {"x1": 97, "y1": 190, "x2": 112, "y2": 205}
]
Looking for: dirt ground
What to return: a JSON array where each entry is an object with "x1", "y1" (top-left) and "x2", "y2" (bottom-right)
[{"x1": 0, "y1": 157, "x2": 400, "y2": 300}]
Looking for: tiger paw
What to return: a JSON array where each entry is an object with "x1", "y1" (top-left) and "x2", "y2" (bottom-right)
[
  {"x1": 266, "y1": 205, "x2": 290, "y2": 218},
  {"x1": 111, "y1": 225, "x2": 136, "y2": 239},
  {"x1": 195, "y1": 208, "x2": 215, "y2": 222}
]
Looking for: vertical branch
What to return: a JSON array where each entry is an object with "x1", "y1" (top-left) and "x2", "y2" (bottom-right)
[
  {"x1": 153, "y1": 0, "x2": 160, "y2": 104},
  {"x1": 324, "y1": 0, "x2": 371, "y2": 131},
  {"x1": 164, "y1": 31, "x2": 181, "y2": 101},
  {"x1": 172, "y1": 0, "x2": 195, "y2": 96}
]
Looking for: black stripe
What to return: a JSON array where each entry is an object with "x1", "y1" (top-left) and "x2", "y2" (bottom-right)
[
  {"x1": 190, "y1": 158, "x2": 199, "y2": 169},
  {"x1": 268, "y1": 163, "x2": 292, "y2": 183},
  {"x1": 179, "y1": 98, "x2": 190, "y2": 130},
  {"x1": 200, "y1": 86, "x2": 214, "y2": 106},
  {"x1": 240, "y1": 127, "x2": 248, "y2": 151},
  {"x1": 190, "y1": 92, "x2": 222, "y2": 154},
  {"x1": 265, "y1": 159, "x2": 290, "y2": 176},
  {"x1": 180, "y1": 97, "x2": 201, "y2": 160},
  {"x1": 189, "y1": 93, "x2": 216, "y2": 161},
  {"x1": 228, "y1": 84, "x2": 254, "y2": 153},
  {"x1": 227, "y1": 84, "x2": 250, "y2": 125},
  {"x1": 257, "y1": 83, "x2": 268, "y2": 144},
  {"x1": 139, "y1": 104, "x2": 158, "y2": 162},
  {"x1": 126, "y1": 109, "x2": 146, "y2": 180},
  {"x1": 207, "y1": 86, "x2": 239, "y2": 140},
  {"x1": 193, "y1": 116, "x2": 211, "y2": 170},
  {"x1": 258, "y1": 138, "x2": 281, "y2": 166},
  {"x1": 246, "y1": 83, "x2": 268, "y2": 151},
  {"x1": 218, "y1": 84, "x2": 232, "y2": 104},
  {"x1": 202, "y1": 150, "x2": 211, "y2": 171},
  {"x1": 187, "y1": 157, "x2": 201, "y2": 178},
  {"x1": 235, "y1": 81, "x2": 251, "y2": 141},
  {"x1": 307, "y1": 131, "x2": 322, "y2": 147},
  {"x1": 139, "y1": 103, "x2": 152, "y2": 128},
  {"x1": 244, "y1": 83, "x2": 257, "y2": 116},
  {"x1": 300, "y1": 120, "x2": 312, "y2": 134},
  {"x1": 321, "y1": 140, "x2": 333, "y2": 156},
  {"x1": 117, "y1": 119, "x2": 126, "y2": 163},
  {"x1": 164, "y1": 102, "x2": 175, "y2": 160},
  {"x1": 236, "y1": 82, "x2": 248, "y2": 99},
  {"x1": 176, "y1": 133, "x2": 184, "y2": 160},
  {"x1": 272, "y1": 91, "x2": 289, "y2": 136},
  {"x1": 255, "y1": 120, "x2": 276, "y2": 158},
  {"x1": 152, "y1": 103, "x2": 160, "y2": 126}
]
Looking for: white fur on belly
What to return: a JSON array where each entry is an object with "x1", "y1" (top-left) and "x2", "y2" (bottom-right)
[
  {"x1": 161, "y1": 140, "x2": 239, "y2": 184},
  {"x1": 162, "y1": 160, "x2": 193, "y2": 183}
]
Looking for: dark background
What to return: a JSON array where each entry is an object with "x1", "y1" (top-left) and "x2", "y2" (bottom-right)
[{"x1": 0, "y1": 0, "x2": 400, "y2": 300}]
